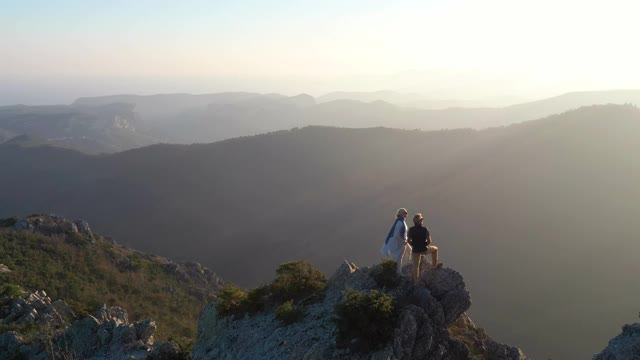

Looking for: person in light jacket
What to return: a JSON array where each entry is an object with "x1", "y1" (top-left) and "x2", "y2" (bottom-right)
[{"x1": 380, "y1": 208, "x2": 410, "y2": 274}]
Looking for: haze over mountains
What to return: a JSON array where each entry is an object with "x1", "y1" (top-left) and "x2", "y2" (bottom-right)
[
  {"x1": 1, "y1": 103, "x2": 639, "y2": 359},
  {"x1": 0, "y1": 103, "x2": 157, "y2": 154},
  {"x1": 3, "y1": 89, "x2": 640, "y2": 154},
  {"x1": 316, "y1": 90, "x2": 526, "y2": 108}
]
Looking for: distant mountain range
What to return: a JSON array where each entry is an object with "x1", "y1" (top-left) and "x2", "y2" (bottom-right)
[
  {"x1": 0, "y1": 103, "x2": 157, "y2": 154},
  {"x1": 1, "y1": 104, "x2": 639, "y2": 359},
  {"x1": 316, "y1": 90, "x2": 525, "y2": 108},
  {"x1": 3, "y1": 89, "x2": 640, "y2": 154}
]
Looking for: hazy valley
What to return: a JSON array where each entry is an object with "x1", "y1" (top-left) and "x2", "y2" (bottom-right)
[{"x1": 1, "y1": 102, "x2": 639, "y2": 358}]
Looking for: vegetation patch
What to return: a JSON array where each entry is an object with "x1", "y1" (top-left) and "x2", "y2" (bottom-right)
[
  {"x1": 215, "y1": 260, "x2": 326, "y2": 320},
  {"x1": 244, "y1": 285, "x2": 271, "y2": 315},
  {"x1": 0, "y1": 228, "x2": 216, "y2": 345},
  {"x1": 270, "y1": 261, "x2": 327, "y2": 303},
  {"x1": 0, "y1": 283, "x2": 24, "y2": 297},
  {"x1": 448, "y1": 316, "x2": 488, "y2": 360},
  {"x1": 371, "y1": 259, "x2": 401, "y2": 289},
  {"x1": 334, "y1": 288, "x2": 396, "y2": 352},
  {"x1": 274, "y1": 300, "x2": 305, "y2": 325},
  {"x1": 215, "y1": 285, "x2": 248, "y2": 318},
  {"x1": 0, "y1": 217, "x2": 19, "y2": 227}
]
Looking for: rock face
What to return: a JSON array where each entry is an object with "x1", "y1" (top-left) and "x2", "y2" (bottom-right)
[
  {"x1": 163, "y1": 260, "x2": 225, "y2": 300},
  {"x1": 0, "y1": 290, "x2": 73, "y2": 328},
  {"x1": 13, "y1": 214, "x2": 94, "y2": 240},
  {"x1": 0, "y1": 291, "x2": 182, "y2": 360},
  {"x1": 192, "y1": 262, "x2": 528, "y2": 360},
  {"x1": 594, "y1": 323, "x2": 640, "y2": 360},
  {"x1": 449, "y1": 313, "x2": 528, "y2": 360}
]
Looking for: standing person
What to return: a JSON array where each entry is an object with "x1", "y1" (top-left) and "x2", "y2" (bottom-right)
[
  {"x1": 380, "y1": 208, "x2": 410, "y2": 274},
  {"x1": 408, "y1": 213, "x2": 442, "y2": 285}
]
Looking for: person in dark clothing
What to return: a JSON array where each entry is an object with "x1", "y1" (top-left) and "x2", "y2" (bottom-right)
[{"x1": 408, "y1": 213, "x2": 442, "y2": 285}]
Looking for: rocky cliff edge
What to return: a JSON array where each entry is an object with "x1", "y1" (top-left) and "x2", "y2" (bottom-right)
[{"x1": 193, "y1": 261, "x2": 528, "y2": 360}]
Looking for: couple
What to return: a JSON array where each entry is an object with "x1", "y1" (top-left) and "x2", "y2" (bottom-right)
[{"x1": 380, "y1": 208, "x2": 442, "y2": 285}]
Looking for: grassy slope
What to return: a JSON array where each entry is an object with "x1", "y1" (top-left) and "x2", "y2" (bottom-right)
[{"x1": 0, "y1": 225, "x2": 216, "y2": 347}]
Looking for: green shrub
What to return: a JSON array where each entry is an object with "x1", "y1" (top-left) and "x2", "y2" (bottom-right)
[
  {"x1": 270, "y1": 261, "x2": 326, "y2": 303},
  {"x1": 274, "y1": 300, "x2": 305, "y2": 325},
  {"x1": 215, "y1": 285, "x2": 247, "y2": 317},
  {"x1": 0, "y1": 283, "x2": 24, "y2": 297},
  {"x1": 334, "y1": 288, "x2": 396, "y2": 352},
  {"x1": 65, "y1": 232, "x2": 89, "y2": 246},
  {"x1": 245, "y1": 285, "x2": 271, "y2": 314},
  {"x1": 0, "y1": 229, "x2": 213, "y2": 344},
  {"x1": 0, "y1": 217, "x2": 19, "y2": 227},
  {"x1": 371, "y1": 259, "x2": 401, "y2": 289}
]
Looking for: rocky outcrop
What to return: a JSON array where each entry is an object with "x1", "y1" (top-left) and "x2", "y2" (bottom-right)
[
  {"x1": 0, "y1": 290, "x2": 73, "y2": 328},
  {"x1": 0, "y1": 291, "x2": 183, "y2": 360},
  {"x1": 13, "y1": 214, "x2": 94, "y2": 240},
  {"x1": 594, "y1": 322, "x2": 640, "y2": 359},
  {"x1": 449, "y1": 313, "x2": 528, "y2": 360},
  {"x1": 163, "y1": 260, "x2": 225, "y2": 300},
  {"x1": 192, "y1": 262, "x2": 528, "y2": 360}
]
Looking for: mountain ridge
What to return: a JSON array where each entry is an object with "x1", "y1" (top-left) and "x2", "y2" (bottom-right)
[
  {"x1": 5, "y1": 89, "x2": 640, "y2": 154},
  {"x1": 1, "y1": 104, "x2": 639, "y2": 359}
]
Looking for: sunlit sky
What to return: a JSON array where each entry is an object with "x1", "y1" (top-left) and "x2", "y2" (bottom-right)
[{"x1": 2, "y1": 0, "x2": 640, "y2": 104}]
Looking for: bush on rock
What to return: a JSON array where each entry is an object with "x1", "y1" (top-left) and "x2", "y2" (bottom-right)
[
  {"x1": 334, "y1": 288, "x2": 396, "y2": 352},
  {"x1": 274, "y1": 300, "x2": 305, "y2": 325},
  {"x1": 270, "y1": 261, "x2": 326, "y2": 303},
  {"x1": 215, "y1": 285, "x2": 247, "y2": 318}
]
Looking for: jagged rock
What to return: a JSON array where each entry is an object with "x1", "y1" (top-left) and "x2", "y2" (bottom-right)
[
  {"x1": 93, "y1": 304, "x2": 129, "y2": 326},
  {"x1": 421, "y1": 268, "x2": 471, "y2": 327},
  {"x1": 136, "y1": 319, "x2": 156, "y2": 345},
  {"x1": 393, "y1": 306, "x2": 420, "y2": 359},
  {"x1": 0, "y1": 289, "x2": 71, "y2": 329},
  {"x1": 0, "y1": 264, "x2": 11, "y2": 273},
  {"x1": 14, "y1": 218, "x2": 35, "y2": 231},
  {"x1": 193, "y1": 263, "x2": 527, "y2": 360},
  {"x1": 0, "y1": 331, "x2": 24, "y2": 355},
  {"x1": 0, "y1": 295, "x2": 172, "y2": 360},
  {"x1": 594, "y1": 323, "x2": 640, "y2": 360},
  {"x1": 163, "y1": 260, "x2": 224, "y2": 301},
  {"x1": 149, "y1": 341, "x2": 184, "y2": 359},
  {"x1": 448, "y1": 313, "x2": 528, "y2": 360},
  {"x1": 12, "y1": 215, "x2": 98, "y2": 242},
  {"x1": 59, "y1": 305, "x2": 164, "y2": 359},
  {"x1": 74, "y1": 219, "x2": 94, "y2": 239},
  {"x1": 51, "y1": 299, "x2": 75, "y2": 321}
]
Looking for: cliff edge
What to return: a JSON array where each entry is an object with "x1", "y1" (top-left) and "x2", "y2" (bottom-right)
[{"x1": 193, "y1": 261, "x2": 528, "y2": 360}]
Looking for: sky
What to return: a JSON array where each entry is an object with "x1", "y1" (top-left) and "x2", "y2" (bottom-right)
[{"x1": 2, "y1": 0, "x2": 640, "y2": 104}]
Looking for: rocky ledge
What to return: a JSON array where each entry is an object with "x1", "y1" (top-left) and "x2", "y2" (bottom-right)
[
  {"x1": 0, "y1": 289, "x2": 183, "y2": 359},
  {"x1": 192, "y1": 262, "x2": 528, "y2": 360},
  {"x1": 594, "y1": 322, "x2": 640, "y2": 359},
  {"x1": 13, "y1": 214, "x2": 94, "y2": 240}
]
